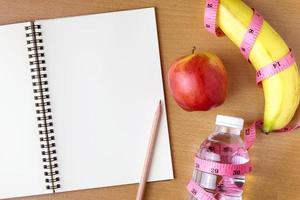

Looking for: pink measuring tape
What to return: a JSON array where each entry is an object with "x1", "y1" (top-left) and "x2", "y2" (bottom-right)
[
  {"x1": 188, "y1": 180, "x2": 217, "y2": 200},
  {"x1": 194, "y1": 157, "x2": 252, "y2": 176},
  {"x1": 203, "y1": 0, "x2": 224, "y2": 37},
  {"x1": 239, "y1": 9, "x2": 263, "y2": 61},
  {"x1": 256, "y1": 50, "x2": 295, "y2": 84},
  {"x1": 187, "y1": 0, "x2": 298, "y2": 199}
]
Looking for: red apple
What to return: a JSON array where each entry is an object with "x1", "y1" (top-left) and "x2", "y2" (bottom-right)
[{"x1": 168, "y1": 52, "x2": 228, "y2": 111}]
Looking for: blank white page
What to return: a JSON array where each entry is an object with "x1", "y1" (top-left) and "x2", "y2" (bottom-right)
[
  {"x1": 0, "y1": 23, "x2": 49, "y2": 199},
  {"x1": 38, "y1": 8, "x2": 173, "y2": 192}
]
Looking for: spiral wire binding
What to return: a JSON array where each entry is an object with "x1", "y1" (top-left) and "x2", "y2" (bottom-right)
[{"x1": 25, "y1": 22, "x2": 60, "y2": 193}]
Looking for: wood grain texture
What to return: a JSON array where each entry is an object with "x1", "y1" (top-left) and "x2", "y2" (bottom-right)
[{"x1": 2, "y1": 0, "x2": 300, "y2": 199}]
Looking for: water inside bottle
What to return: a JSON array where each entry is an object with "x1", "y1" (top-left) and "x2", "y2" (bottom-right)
[{"x1": 189, "y1": 124, "x2": 249, "y2": 200}]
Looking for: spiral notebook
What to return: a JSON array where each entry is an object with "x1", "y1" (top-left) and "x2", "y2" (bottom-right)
[{"x1": 0, "y1": 8, "x2": 173, "y2": 199}]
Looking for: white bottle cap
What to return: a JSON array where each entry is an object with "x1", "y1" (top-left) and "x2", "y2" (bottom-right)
[
  {"x1": 216, "y1": 115, "x2": 244, "y2": 131},
  {"x1": 200, "y1": 151, "x2": 221, "y2": 190}
]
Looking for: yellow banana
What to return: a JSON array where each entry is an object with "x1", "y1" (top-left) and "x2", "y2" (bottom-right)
[{"x1": 216, "y1": 0, "x2": 300, "y2": 132}]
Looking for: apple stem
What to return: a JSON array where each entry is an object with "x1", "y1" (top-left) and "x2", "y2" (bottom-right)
[{"x1": 192, "y1": 46, "x2": 196, "y2": 54}]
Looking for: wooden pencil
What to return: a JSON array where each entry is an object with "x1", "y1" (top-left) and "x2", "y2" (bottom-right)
[{"x1": 136, "y1": 100, "x2": 162, "y2": 200}]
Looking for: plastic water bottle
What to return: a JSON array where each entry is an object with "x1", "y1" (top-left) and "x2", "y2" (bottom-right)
[{"x1": 189, "y1": 115, "x2": 249, "y2": 200}]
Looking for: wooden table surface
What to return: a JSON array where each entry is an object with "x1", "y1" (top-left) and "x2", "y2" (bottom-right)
[{"x1": 2, "y1": 0, "x2": 300, "y2": 199}]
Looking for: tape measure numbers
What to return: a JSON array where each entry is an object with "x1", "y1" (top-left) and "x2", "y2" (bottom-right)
[{"x1": 187, "y1": 1, "x2": 299, "y2": 199}]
